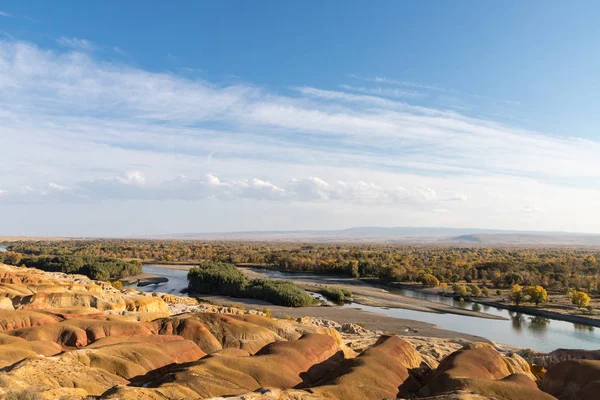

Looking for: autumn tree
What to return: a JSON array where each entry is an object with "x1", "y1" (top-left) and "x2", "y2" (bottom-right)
[
  {"x1": 571, "y1": 291, "x2": 591, "y2": 308},
  {"x1": 509, "y1": 284, "x2": 526, "y2": 306},
  {"x1": 453, "y1": 283, "x2": 468, "y2": 297},
  {"x1": 419, "y1": 273, "x2": 440, "y2": 287},
  {"x1": 468, "y1": 284, "x2": 482, "y2": 297},
  {"x1": 439, "y1": 282, "x2": 448, "y2": 293},
  {"x1": 526, "y1": 285, "x2": 548, "y2": 306}
]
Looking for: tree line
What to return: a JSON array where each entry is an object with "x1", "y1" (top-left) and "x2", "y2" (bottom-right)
[{"x1": 2, "y1": 239, "x2": 600, "y2": 294}]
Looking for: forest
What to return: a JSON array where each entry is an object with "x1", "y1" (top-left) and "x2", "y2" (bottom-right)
[
  {"x1": 1, "y1": 250, "x2": 142, "y2": 281},
  {"x1": 2, "y1": 239, "x2": 600, "y2": 294}
]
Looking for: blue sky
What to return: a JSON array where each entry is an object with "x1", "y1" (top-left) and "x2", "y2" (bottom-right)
[{"x1": 1, "y1": 1, "x2": 599, "y2": 236}]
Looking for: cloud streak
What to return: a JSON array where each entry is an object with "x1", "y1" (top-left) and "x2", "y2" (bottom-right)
[{"x1": 0, "y1": 172, "x2": 466, "y2": 207}]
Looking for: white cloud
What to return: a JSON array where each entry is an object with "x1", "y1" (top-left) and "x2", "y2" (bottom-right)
[
  {"x1": 339, "y1": 84, "x2": 425, "y2": 99},
  {"x1": 48, "y1": 182, "x2": 67, "y2": 191},
  {"x1": 1, "y1": 39, "x2": 600, "y2": 233},
  {"x1": 115, "y1": 171, "x2": 146, "y2": 186},
  {"x1": 56, "y1": 37, "x2": 94, "y2": 50},
  {"x1": 0, "y1": 11, "x2": 12, "y2": 17}
]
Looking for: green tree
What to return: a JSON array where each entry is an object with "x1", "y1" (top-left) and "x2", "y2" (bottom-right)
[
  {"x1": 346, "y1": 260, "x2": 359, "y2": 278},
  {"x1": 505, "y1": 273, "x2": 524, "y2": 286}
]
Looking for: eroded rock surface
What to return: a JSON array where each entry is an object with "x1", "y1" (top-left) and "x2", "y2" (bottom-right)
[{"x1": 0, "y1": 263, "x2": 595, "y2": 400}]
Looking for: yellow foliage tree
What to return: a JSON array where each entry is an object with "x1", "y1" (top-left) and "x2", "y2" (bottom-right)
[
  {"x1": 571, "y1": 290, "x2": 591, "y2": 308},
  {"x1": 526, "y1": 285, "x2": 549, "y2": 306},
  {"x1": 468, "y1": 284, "x2": 482, "y2": 297},
  {"x1": 509, "y1": 284, "x2": 526, "y2": 306},
  {"x1": 420, "y1": 273, "x2": 440, "y2": 287},
  {"x1": 453, "y1": 283, "x2": 468, "y2": 297}
]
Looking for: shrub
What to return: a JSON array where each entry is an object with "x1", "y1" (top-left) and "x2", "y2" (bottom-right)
[
  {"x1": 496, "y1": 289, "x2": 503, "y2": 296},
  {"x1": 245, "y1": 279, "x2": 314, "y2": 307},
  {"x1": 319, "y1": 286, "x2": 353, "y2": 304},
  {"x1": 188, "y1": 262, "x2": 314, "y2": 307},
  {"x1": 110, "y1": 280, "x2": 124, "y2": 290},
  {"x1": 187, "y1": 262, "x2": 246, "y2": 296},
  {"x1": 481, "y1": 287, "x2": 490, "y2": 297},
  {"x1": 262, "y1": 307, "x2": 272, "y2": 318}
]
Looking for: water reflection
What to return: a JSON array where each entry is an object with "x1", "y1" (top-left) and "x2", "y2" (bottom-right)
[
  {"x1": 574, "y1": 323, "x2": 595, "y2": 332},
  {"x1": 471, "y1": 303, "x2": 482, "y2": 313},
  {"x1": 509, "y1": 312, "x2": 525, "y2": 332},
  {"x1": 527, "y1": 316, "x2": 550, "y2": 334}
]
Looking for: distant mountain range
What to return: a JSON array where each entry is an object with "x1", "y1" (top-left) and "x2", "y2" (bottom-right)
[{"x1": 144, "y1": 227, "x2": 600, "y2": 246}]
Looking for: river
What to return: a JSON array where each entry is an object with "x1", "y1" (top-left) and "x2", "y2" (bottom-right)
[
  {"x1": 0, "y1": 246, "x2": 7, "y2": 252},
  {"x1": 138, "y1": 265, "x2": 600, "y2": 352}
]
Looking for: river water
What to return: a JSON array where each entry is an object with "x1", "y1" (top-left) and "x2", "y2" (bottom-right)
[
  {"x1": 139, "y1": 265, "x2": 600, "y2": 352},
  {"x1": 0, "y1": 246, "x2": 7, "y2": 252}
]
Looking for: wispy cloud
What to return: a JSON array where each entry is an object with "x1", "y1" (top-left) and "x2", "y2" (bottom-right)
[
  {"x1": 0, "y1": 39, "x2": 599, "y2": 232},
  {"x1": 348, "y1": 74, "x2": 520, "y2": 107},
  {"x1": 56, "y1": 36, "x2": 94, "y2": 50},
  {"x1": 339, "y1": 84, "x2": 425, "y2": 99},
  {"x1": 0, "y1": 11, "x2": 12, "y2": 17}
]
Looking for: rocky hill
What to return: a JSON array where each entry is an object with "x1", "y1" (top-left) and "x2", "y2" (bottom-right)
[{"x1": 0, "y1": 263, "x2": 597, "y2": 399}]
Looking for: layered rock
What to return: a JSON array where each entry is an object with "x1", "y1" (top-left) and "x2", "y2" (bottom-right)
[
  {"x1": 418, "y1": 343, "x2": 555, "y2": 400},
  {"x1": 541, "y1": 359, "x2": 600, "y2": 400},
  {"x1": 1, "y1": 262, "x2": 598, "y2": 400}
]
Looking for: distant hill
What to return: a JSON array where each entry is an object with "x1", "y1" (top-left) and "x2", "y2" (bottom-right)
[{"x1": 143, "y1": 227, "x2": 600, "y2": 247}]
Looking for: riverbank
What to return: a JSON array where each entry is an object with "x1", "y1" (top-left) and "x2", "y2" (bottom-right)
[
  {"x1": 240, "y1": 267, "x2": 508, "y2": 321},
  {"x1": 193, "y1": 293, "x2": 492, "y2": 343},
  {"x1": 388, "y1": 282, "x2": 600, "y2": 329},
  {"x1": 472, "y1": 299, "x2": 600, "y2": 328},
  {"x1": 129, "y1": 265, "x2": 495, "y2": 342},
  {"x1": 131, "y1": 264, "x2": 600, "y2": 328}
]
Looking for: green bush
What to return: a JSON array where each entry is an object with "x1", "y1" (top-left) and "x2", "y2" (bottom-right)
[
  {"x1": 187, "y1": 262, "x2": 314, "y2": 307},
  {"x1": 319, "y1": 286, "x2": 353, "y2": 304},
  {"x1": 187, "y1": 261, "x2": 246, "y2": 296}
]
